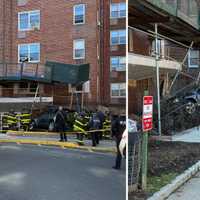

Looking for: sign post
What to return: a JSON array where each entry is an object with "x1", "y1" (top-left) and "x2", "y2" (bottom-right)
[{"x1": 141, "y1": 92, "x2": 153, "y2": 190}]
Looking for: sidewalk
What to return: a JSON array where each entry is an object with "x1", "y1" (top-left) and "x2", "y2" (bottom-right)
[
  {"x1": 0, "y1": 133, "x2": 116, "y2": 153},
  {"x1": 167, "y1": 172, "x2": 200, "y2": 200},
  {"x1": 172, "y1": 126, "x2": 200, "y2": 143}
]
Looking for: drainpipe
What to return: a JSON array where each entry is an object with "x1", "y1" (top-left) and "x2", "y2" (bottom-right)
[{"x1": 2, "y1": 0, "x2": 6, "y2": 64}]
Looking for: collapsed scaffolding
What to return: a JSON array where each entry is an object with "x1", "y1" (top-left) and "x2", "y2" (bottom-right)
[
  {"x1": 129, "y1": 25, "x2": 200, "y2": 135},
  {"x1": 0, "y1": 61, "x2": 90, "y2": 112}
]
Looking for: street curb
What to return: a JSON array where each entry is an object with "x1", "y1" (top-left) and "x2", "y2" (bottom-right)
[
  {"x1": 0, "y1": 139, "x2": 116, "y2": 154},
  {"x1": 148, "y1": 160, "x2": 200, "y2": 200}
]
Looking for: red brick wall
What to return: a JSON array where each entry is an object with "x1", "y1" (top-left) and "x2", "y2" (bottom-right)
[
  {"x1": 8, "y1": 0, "x2": 100, "y2": 105},
  {"x1": 110, "y1": 0, "x2": 126, "y2": 106},
  {"x1": 0, "y1": 0, "x2": 126, "y2": 110},
  {"x1": 0, "y1": 0, "x2": 13, "y2": 63}
]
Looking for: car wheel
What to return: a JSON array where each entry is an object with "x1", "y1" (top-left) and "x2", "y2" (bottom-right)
[
  {"x1": 48, "y1": 121, "x2": 54, "y2": 131},
  {"x1": 185, "y1": 101, "x2": 196, "y2": 114}
]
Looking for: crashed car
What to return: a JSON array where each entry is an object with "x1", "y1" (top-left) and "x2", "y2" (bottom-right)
[
  {"x1": 184, "y1": 87, "x2": 200, "y2": 114},
  {"x1": 30, "y1": 107, "x2": 57, "y2": 131},
  {"x1": 171, "y1": 87, "x2": 200, "y2": 114}
]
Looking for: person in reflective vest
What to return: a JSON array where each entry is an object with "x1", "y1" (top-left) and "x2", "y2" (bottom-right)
[
  {"x1": 89, "y1": 113, "x2": 101, "y2": 146},
  {"x1": 73, "y1": 112, "x2": 88, "y2": 143},
  {"x1": 16, "y1": 113, "x2": 31, "y2": 131},
  {"x1": 103, "y1": 113, "x2": 111, "y2": 138},
  {"x1": 3, "y1": 111, "x2": 17, "y2": 130}
]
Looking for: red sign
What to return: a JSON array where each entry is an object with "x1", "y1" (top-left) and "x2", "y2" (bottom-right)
[{"x1": 143, "y1": 96, "x2": 153, "y2": 132}]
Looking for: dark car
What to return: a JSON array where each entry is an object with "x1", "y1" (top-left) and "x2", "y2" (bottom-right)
[
  {"x1": 184, "y1": 87, "x2": 200, "y2": 114},
  {"x1": 170, "y1": 87, "x2": 200, "y2": 114},
  {"x1": 30, "y1": 106, "x2": 57, "y2": 131},
  {"x1": 30, "y1": 107, "x2": 76, "y2": 131}
]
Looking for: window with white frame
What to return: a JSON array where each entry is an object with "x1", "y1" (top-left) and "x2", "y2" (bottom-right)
[
  {"x1": 18, "y1": 10, "x2": 40, "y2": 31},
  {"x1": 188, "y1": 50, "x2": 199, "y2": 68},
  {"x1": 73, "y1": 4, "x2": 85, "y2": 24},
  {"x1": 110, "y1": 3, "x2": 126, "y2": 18},
  {"x1": 18, "y1": 43, "x2": 40, "y2": 62},
  {"x1": 73, "y1": 39, "x2": 85, "y2": 59},
  {"x1": 111, "y1": 83, "x2": 126, "y2": 97},
  {"x1": 110, "y1": 56, "x2": 126, "y2": 71},
  {"x1": 110, "y1": 30, "x2": 126, "y2": 45}
]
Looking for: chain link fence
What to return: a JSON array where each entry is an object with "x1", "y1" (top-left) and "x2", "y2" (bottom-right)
[{"x1": 128, "y1": 131, "x2": 141, "y2": 192}]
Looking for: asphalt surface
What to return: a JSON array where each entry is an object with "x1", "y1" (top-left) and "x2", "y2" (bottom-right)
[
  {"x1": 167, "y1": 172, "x2": 200, "y2": 200},
  {"x1": 0, "y1": 144, "x2": 125, "y2": 200}
]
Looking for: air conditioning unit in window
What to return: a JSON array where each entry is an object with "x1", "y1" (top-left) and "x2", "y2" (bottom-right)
[
  {"x1": 97, "y1": 21, "x2": 101, "y2": 27},
  {"x1": 18, "y1": 31, "x2": 26, "y2": 39},
  {"x1": 17, "y1": 0, "x2": 28, "y2": 6},
  {"x1": 31, "y1": 23, "x2": 40, "y2": 31}
]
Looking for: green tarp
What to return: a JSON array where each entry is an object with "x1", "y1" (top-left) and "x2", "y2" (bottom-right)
[{"x1": 45, "y1": 61, "x2": 90, "y2": 85}]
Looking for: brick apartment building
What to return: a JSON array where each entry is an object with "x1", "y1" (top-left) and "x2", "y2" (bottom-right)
[
  {"x1": 128, "y1": 0, "x2": 200, "y2": 115},
  {"x1": 0, "y1": 0, "x2": 126, "y2": 112}
]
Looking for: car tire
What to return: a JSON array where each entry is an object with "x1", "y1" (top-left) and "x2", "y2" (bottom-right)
[
  {"x1": 185, "y1": 100, "x2": 196, "y2": 114},
  {"x1": 48, "y1": 121, "x2": 55, "y2": 132}
]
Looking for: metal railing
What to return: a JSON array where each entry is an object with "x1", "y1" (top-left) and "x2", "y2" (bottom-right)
[
  {"x1": 128, "y1": 27, "x2": 188, "y2": 63},
  {"x1": 0, "y1": 63, "x2": 51, "y2": 80}
]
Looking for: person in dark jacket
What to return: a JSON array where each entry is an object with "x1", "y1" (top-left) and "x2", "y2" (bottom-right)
[
  {"x1": 54, "y1": 106, "x2": 67, "y2": 142},
  {"x1": 89, "y1": 113, "x2": 101, "y2": 146},
  {"x1": 112, "y1": 114, "x2": 126, "y2": 170}
]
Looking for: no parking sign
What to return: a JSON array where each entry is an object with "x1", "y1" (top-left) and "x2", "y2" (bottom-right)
[{"x1": 142, "y1": 96, "x2": 153, "y2": 132}]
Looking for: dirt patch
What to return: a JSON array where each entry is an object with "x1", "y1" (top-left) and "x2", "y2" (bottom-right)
[{"x1": 129, "y1": 141, "x2": 200, "y2": 200}]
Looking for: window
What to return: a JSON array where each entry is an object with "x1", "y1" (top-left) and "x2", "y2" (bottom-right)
[
  {"x1": 110, "y1": 3, "x2": 126, "y2": 18},
  {"x1": 73, "y1": 4, "x2": 85, "y2": 24},
  {"x1": 18, "y1": 10, "x2": 40, "y2": 31},
  {"x1": 111, "y1": 83, "x2": 126, "y2": 97},
  {"x1": 73, "y1": 39, "x2": 85, "y2": 59},
  {"x1": 111, "y1": 56, "x2": 126, "y2": 71},
  {"x1": 110, "y1": 30, "x2": 126, "y2": 45},
  {"x1": 188, "y1": 50, "x2": 199, "y2": 68},
  {"x1": 18, "y1": 43, "x2": 40, "y2": 62}
]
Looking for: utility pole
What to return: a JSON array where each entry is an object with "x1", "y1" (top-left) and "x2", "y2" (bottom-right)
[{"x1": 155, "y1": 23, "x2": 162, "y2": 136}]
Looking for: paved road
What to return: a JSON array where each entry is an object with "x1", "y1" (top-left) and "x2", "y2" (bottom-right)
[
  {"x1": 167, "y1": 172, "x2": 200, "y2": 200},
  {"x1": 0, "y1": 144, "x2": 125, "y2": 200}
]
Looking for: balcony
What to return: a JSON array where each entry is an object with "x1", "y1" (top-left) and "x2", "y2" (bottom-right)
[
  {"x1": 0, "y1": 61, "x2": 90, "y2": 85},
  {"x1": 0, "y1": 63, "x2": 51, "y2": 82},
  {"x1": 128, "y1": 28, "x2": 182, "y2": 80},
  {"x1": 128, "y1": 53, "x2": 181, "y2": 80},
  {"x1": 147, "y1": 0, "x2": 199, "y2": 29}
]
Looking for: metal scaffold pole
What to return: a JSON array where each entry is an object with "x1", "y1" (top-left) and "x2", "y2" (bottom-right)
[{"x1": 155, "y1": 23, "x2": 162, "y2": 136}]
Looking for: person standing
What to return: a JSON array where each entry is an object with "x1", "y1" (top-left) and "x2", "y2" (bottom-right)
[
  {"x1": 54, "y1": 106, "x2": 67, "y2": 142},
  {"x1": 112, "y1": 114, "x2": 126, "y2": 170},
  {"x1": 89, "y1": 113, "x2": 101, "y2": 146},
  {"x1": 73, "y1": 112, "x2": 88, "y2": 144}
]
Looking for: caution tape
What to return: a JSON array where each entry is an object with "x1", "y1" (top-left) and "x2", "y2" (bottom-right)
[
  {"x1": 6, "y1": 128, "x2": 111, "y2": 136},
  {"x1": 0, "y1": 139, "x2": 116, "y2": 153},
  {"x1": 0, "y1": 139, "x2": 79, "y2": 148}
]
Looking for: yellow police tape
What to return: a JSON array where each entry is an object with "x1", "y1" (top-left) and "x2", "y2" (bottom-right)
[
  {"x1": 6, "y1": 129, "x2": 111, "y2": 137},
  {"x1": 0, "y1": 139, "x2": 78, "y2": 148},
  {"x1": 0, "y1": 139, "x2": 116, "y2": 153}
]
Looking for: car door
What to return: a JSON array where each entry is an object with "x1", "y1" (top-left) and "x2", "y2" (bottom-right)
[
  {"x1": 197, "y1": 88, "x2": 200, "y2": 105},
  {"x1": 38, "y1": 113, "x2": 50, "y2": 129}
]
